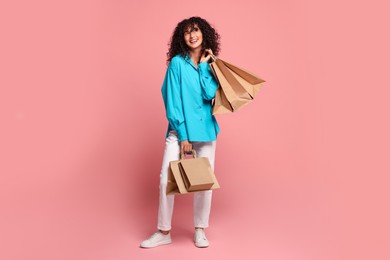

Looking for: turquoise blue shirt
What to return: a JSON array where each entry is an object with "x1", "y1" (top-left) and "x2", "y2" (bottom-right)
[{"x1": 161, "y1": 52, "x2": 220, "y2": 142}]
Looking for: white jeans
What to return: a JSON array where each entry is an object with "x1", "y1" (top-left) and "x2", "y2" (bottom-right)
[{"x1": 157, "y1": 130, "x2": 217, "y2": 231}]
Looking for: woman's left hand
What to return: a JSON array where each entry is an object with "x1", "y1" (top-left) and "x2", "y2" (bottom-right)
[{"x1": 200, "y1": 48, "x2": 214, "y2": 63}]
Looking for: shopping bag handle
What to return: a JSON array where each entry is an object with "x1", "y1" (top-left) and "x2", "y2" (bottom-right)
[
  {"x1": 209, "y1": 53, "x2": 218, "y2": 62},
  {"x1": 180, "y1": 149, "x2": 197, "y2": 160}
]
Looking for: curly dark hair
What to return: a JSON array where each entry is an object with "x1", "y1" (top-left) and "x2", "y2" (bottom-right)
[{"x1": 166, "y1": 16, "x2": 221, "y2": 66}]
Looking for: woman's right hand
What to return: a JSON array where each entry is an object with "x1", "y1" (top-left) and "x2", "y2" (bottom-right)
[
  {"x1": 180, "y1": 140, "x2": 193, "y2": 154},
  {"x1": 200, "y1": 48, "x2": 214, "y2": 63}
]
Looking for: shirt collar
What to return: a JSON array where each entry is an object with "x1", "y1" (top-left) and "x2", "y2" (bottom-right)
[{"x1": 184, "y1": 52, "x2": 198, "y2": 70}]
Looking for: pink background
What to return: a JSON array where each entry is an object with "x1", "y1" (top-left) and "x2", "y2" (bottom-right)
[{"x1": 1, "y1": 0, "x2": 389, "y2": 259}]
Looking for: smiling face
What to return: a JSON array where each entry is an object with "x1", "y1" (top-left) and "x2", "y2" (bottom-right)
[{"x1": 183, "y1": 24, "x2": 203, "y2": 51}]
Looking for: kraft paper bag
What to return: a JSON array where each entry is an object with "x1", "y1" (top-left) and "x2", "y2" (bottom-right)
[
  {"x1": 208, "y1": 53, "x2": 266, "y2": 114},
  {"x1": 166, "y1": 150, "x2": 220, "y2": 195}
]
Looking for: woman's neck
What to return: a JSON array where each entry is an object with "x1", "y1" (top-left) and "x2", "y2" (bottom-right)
[{"x1": 188, "y1": 49, "x2": 202, "y2": 63}]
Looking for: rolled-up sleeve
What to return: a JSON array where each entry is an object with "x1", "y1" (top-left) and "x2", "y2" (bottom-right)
[
  {"x1": 198, "y1": 61, "x2": 219, "y2": 101},
  {"x1": 161, "y1": 58, "x2": 188, "y2": 141}
]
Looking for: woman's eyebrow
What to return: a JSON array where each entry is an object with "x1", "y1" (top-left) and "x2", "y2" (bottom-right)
[{"x1": 184, "y1": 27, "x2": 198, "y2": 33}]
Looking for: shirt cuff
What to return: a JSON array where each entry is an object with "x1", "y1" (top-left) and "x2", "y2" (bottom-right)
[
  {"x1": 176, "y1": 123, "x2": 188, "y2": 142},
  {"x1": 198, "y1": 62, "x2": 210, "y2": 74}
]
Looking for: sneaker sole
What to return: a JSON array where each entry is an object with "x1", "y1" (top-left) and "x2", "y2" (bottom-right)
[
  {"x1": 194, "y1": 239, "x2": 209, "y2": 248},
  {"x1": 195, "y1": 243, "x2": 209, "y2": 248},
  {"x1": 140, "y1": 239, "x2": 172, "y2": 248}
]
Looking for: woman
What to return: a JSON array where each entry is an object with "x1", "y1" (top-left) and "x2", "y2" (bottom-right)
[{"x1": 140, "y1": 16, "x2": 221, "y2": 248}]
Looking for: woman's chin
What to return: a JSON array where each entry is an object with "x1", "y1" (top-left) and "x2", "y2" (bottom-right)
[{"x1": 188, "y1": 45, "x2": 202, "y2": 51}]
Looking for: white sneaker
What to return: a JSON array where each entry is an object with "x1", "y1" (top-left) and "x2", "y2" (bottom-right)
[
  {"x1": 194, "y1": 228, "x2": 209, "y2": 248},
  {"x1": 140, "y1": 231, "x2": 172, "y2": 248}
]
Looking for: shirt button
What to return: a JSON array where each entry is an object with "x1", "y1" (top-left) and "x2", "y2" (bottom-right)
[
  {"x1": 200, "y1": 118, "x2": 203, "y2": 121},
  {"x1": 198, "y1": 105, "x2": 201, "y2": 109}
]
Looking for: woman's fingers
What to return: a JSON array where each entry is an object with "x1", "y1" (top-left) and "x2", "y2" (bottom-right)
[
  {"x1": 185, "y1": 144, "x2": 190, "y2": 153},
  {"x1": 200, "y1": 54, "x2": 212, "y2": 63},
  {"x1": 180, "y1": 141, "x2": 193, "y2": 154},
  {"x1": 202, "y1": 57, "x2": 210, "y2": 63},
  {"x1": 186, "y1": 144, "x2": 192, "y2": 153}
]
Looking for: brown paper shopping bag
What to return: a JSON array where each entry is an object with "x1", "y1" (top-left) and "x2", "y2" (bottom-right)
[
  {"x1": 209, "y1": 54, "x2": 266, "y2": 114},
  {"x1": 166, "y1": 150, "x2": 220, "y2": 195}
]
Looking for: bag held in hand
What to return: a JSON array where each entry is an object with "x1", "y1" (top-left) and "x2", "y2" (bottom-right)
[
  {"x1": 208, "y1": 53, "x2": 266, "y2": 115},
  {"x1": 167, "y1": 150, "x2": 220, "y2": 195}
]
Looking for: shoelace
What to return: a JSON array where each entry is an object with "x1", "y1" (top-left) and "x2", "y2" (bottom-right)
[
  {"x1": 149, "y1": 232, "x2": 162, "y2": 241},
  {"x1": 195, "y1": 230, "x2": 207, "y2": 240}
]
